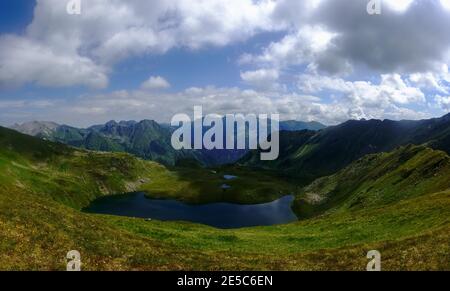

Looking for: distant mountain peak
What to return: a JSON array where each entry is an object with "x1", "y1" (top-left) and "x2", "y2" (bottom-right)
[
  {"x1": 105, "y1": 120, "x2": 118, "y2": 126},
  {"x1": 10, "y1": 121, "x2": 60, "y2": 136},
  {"x1": 118, "y1": 120, "x2": 137, "y2": 126},
  {"x1": 140, "y1": 119, "x2": 158, "y2": 125}
]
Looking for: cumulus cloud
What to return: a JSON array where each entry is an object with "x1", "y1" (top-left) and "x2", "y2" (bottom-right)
[
  {"x1": 297, "y1": 73, "x2": 425, "y2": 108},
  {"x1": 409, "y1": 65, "x2": 450, "y2": 94},
  {"x1": 0, "y1": 35, "x2": 108, "y2": 89},
  {"x1": 435, "y1": 95, "x2": 450, "y2": 111},
  {"x1": 2, "y1": 1, "x2": 450, "y2": 84},
  {"x1": 240, "y1": 69, "x2": 280, "y2": 89},
  {"x1": 235, "y1": 1, "x2": 450, "y2": 120},
  {"x1": 239, "y1": 25, "x2": 338, "y2": 71},
  {"x1": 0, "y1": 85, "x2": 432, "y2": 127},
  {"x1": 0, "y1": 0, "x2": 280, "y2": 88},
  {"x1": 244, "y1": 0, "x2": 450, "y2": 76},
  {"x1": 141, "y1": 76, "x2": 171, "y2": 90},
  {"x1": 310, "y1": 0, "x2": 450, "y2": 74}
]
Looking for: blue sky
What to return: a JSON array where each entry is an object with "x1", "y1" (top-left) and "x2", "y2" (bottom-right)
[
  {"x1": 0, "y1": 0, "x2": 449, "y2": 127},
  {"x1": 0, "y1": 0, "x2": 35, "y2": 34}
]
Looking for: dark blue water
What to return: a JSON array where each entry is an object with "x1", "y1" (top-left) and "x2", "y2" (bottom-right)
[{"x1": 84, "y1": 193, "x2": 298, "y2": 229}]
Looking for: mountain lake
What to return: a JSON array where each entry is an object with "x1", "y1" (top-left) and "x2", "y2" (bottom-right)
[{"x1": 83, "y1": 192, "x2": 298, "y2": 229}]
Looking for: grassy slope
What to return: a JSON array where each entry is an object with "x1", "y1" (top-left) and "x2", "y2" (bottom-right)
[
  {"x1": 0, "y1": 127, "x2": 449, "y2": 270},
  {"x1": 293, "y1": 145, "x2": 450, "y2": 218},
  {"x1": 0, "y1": 129, "x2": 162, "y2": 209}
]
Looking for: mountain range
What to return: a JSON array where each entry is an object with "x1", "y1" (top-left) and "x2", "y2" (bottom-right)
[
  {"x1": 11, "y1": 119, "x2": 327, "y2": 166},
  {"x1": 10, "y1": 113, "x2": 450, "y2": 185},
  {"x1": 242, "y1": 113, "x2": 450, "y2": 183}
]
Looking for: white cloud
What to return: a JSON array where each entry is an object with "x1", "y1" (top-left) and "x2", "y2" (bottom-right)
[
  {"x1": 441, "y1": 0, "x2": 450, "y2": 10},
  {"x1": 384, "y1": 0, "x2": 414, "y2": 12},
  {"x1": 1, "y1": 0, "x2": 450, "y2": 88},
  {"x1": 141, "y1": 76, "x2": 171, "y2": 90},
  {"x1": 409, "y1": 72, "x2": 448, "y2": 93},
  {"x1": 379, "y1": 74, "x2": 425, "y2": 104},
  {"x1": 0, "y1": 85, "x2": 431, "y2": 127},
  {"x1": 297, "y1": 74, "x2": 349, "y2": 93},
  {"x1": 0, "y1": 35, "x2": 108, "y2": 89},
  {"x1": 297, "y1": 73, "x2": 425, "y2": 107},
  {"x1": 240, "y1": 69, "x2": 280, "y2": 89},
  {"x1": 409, "y1": 65, "x2": 450, "y2": 94},
  {"x1": 435, "y1": 95, "x2": 450, "y2": 111},
  {"x1": 245, "y1": 0, "x2": 450, "y2": 76},
  {"x1": 239, "y1": 25, "x2": 338, "y2": 72},
  {"x1": 0, "y1": 0, "x2": 281, "y2": 89}
]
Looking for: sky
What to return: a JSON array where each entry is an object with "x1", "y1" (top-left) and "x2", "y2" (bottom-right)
[{"x1": 0, "y1": 0, "x2": 450, "y2": 127}]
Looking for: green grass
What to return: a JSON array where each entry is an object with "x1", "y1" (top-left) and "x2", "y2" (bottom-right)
[
  {"x1": 0, "y1": 127, "x2": 449, "y2": 270},
  {"x1": 106, "y1": 190, "x2": 450, "y2": 254},
  {"x1": 293, "y1": 145, "x2": 450, "y2": 218}
]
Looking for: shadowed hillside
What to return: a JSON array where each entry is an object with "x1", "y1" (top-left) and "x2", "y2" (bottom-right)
[{"x1": 243, "y1": 113, "x2": 450, "y2": 183}]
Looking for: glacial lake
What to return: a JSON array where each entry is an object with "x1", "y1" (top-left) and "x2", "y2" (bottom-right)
[{"x1": 83, "y1": 192, "x2": 298, "y2": 229}]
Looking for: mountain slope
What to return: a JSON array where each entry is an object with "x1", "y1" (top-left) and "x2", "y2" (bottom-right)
[
  {"x1": 13, "y1": 120, "x2": 192, "y2": 166},
  {"x1": 89, "y1": 120, "x2": 185, "y2": 165},
  {"x1": 10, "y1": 121, "x2": 59, "y2": 137},
  {"x1": 243, "y1": 113, "x2": 450, "y2": 183},
  {"x1": 293, "y1": 145, "x2": 450, "y2": 218},
  {"x1": 0, "y1": 126, "x2": 166, "y2": 209}
]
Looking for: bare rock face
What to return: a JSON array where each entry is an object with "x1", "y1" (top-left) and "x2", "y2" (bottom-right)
[{"x1": 10, "y1": 121, "x2": 59, "y2": 137}]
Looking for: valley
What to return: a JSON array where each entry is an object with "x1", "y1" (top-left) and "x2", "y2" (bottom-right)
[
  {"x1": 1, "y1": 117, "x2": 449, "y2": 270},
  {"x1": 141, "y1": 165, "x2": 296, "y2": 205}
]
